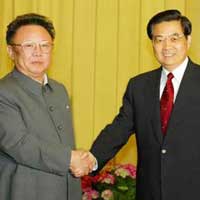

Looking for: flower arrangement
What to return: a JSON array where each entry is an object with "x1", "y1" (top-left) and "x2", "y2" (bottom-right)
[{"x1": 81, "y1": 163, "x2": 136, "y2": 200}]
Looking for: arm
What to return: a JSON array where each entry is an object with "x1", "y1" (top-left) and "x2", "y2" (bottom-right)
[
  {"x1": 90, "y1": 79, "x2": 135, "y2": 171},
  {"x1": 0, "y1": 95, "x2": 72, "y2": 176}
]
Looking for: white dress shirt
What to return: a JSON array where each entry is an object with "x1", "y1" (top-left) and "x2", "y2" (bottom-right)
[
  {"x1": 43, "y1": 74, "x2": 48, "y2": 85},
  {"x1": 160, "y1": 57, "x2": 188, "y2": 102}
]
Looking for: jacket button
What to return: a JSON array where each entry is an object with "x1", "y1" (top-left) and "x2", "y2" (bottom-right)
[
  {"x1": 66, "y1": 105, "x2": 69, "y2": 109},
  {"x1": 57, "y1": 125, "x2": 63, "y2": 131},
  {"x1": 49, "y1": 106, "x2": 54, "y2": 111},
  {"x1": 161, "y1": 149, "x2": 167, "y2": 154}
]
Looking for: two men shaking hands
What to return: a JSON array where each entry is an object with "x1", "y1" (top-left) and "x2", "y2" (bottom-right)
[{"x1": 70, "y1": 150, "x2": 97, "y2": 177}]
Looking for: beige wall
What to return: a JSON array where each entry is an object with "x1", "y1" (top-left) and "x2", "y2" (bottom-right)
[{"x1": 0, "y1": 0, "x2": 200, "y2": 165}]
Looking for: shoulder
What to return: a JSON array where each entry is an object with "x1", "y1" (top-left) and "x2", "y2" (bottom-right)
[
  {"x1": 48, "y1": 78, "x2": 70, "y2": 98},
  {"x1": 188, "y1": 59, "x2": 200, "y2": 71},
  {"x1": 127, "y1": 67, "x2": 161, "y2": 87},
  {"x1": 185, "y1": 59, "x2": 200, "y2": 81},
  {"x1": 0, "y1": 72, "x2": 22, "y2": 107},
  {"x1": 48, "y1": 78, "x2": 66, "y2": 90},
  {"x1": 0, "y1": 71, "x2": 18, "y2": 95}
]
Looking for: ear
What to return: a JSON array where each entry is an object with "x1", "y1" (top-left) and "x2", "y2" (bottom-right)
[
  {"x1": 7, "y1": 45, "x2": 15, "y2": 60},
  {"x1": 187, "y1": 35, "x2": 192, "y2": 49}
]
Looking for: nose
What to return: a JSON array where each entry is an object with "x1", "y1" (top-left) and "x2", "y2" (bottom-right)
[
  {"x1": 33, "y1": 44, "x2": 42, "y2": 55},
  {"x1": 162, "y1": 38, "x2": 172, "y2": 48}
]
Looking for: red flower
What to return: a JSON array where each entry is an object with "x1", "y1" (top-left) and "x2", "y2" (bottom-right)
[
  {"x1": 98, "y1": 172, "x2": 115, "y2": 184},
  {"x1": 81, "y1": 175, "x2": 93, "y2": 191},
  {"x1": 81, "y1": 163, "x2": 137, "y2": 200}
]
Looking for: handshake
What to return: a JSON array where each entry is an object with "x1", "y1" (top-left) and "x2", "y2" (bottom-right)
[{"x1": 70, "y1": 150, "x2": 97, "y2": 177}]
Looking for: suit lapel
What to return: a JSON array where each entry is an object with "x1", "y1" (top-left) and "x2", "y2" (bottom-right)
[
  {"x1": 146, "y1": 68, "x2": 164, "y2": 144},
  {"x1": 164, "y1": 60, "x2": 196, "y2": 140},
  {"x1": 145, "y1": 60, "x2": 198, "y2": 145}
]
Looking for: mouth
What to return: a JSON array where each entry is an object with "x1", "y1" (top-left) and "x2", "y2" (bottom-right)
[
  {"x1": 162, "y1": 52, "x2": 175, "y2": 57},
  {"x1": 31, "y1": 61, "x2": 43, "y2": 64}
]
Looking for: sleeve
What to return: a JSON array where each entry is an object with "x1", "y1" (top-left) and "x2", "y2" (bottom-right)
[
  {"x1": 0, "y1": 95, "x2": 71, "y2": 176},
  {"x1": 90, "y1": 79, "x2": 135, "y2": 171}
]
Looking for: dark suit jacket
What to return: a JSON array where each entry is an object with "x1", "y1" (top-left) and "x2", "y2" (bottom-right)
[
  {"x1": 91, "y1": 59, "x2": 200, "y2": 200},
  {"x1": 0, "y1": 69, "x2": 81, "y2": 200}
]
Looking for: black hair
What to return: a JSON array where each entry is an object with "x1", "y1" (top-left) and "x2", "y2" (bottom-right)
[
  {"x1": 147, "y1": 9, "x2": 192, "y2": 40},
  {"x1": 6, "y1": 13, "x2": 55, "y2": 44}
]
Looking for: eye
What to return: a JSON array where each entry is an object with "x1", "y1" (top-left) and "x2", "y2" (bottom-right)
[
  {"x1": 157, "y1": 38, "x2": 163, "y2": 42},
  {"x1": 41, "y1": 44, "x2": 50, "y2": 48},
  {"x1": 170, "y1": 36, "x2": 179, "y2": 42},
  {"x1": 23, "y1": 43, "x2": 35, "y2": 48},
  {"x1": 154, "y1": 37, "x2": 164, "y2": 43}
]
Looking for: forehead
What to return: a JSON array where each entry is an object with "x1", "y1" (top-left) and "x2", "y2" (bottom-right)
[
  {"x1": 152, "y1": 20, "x2": 183, "y2": 36},
  {"x1": 12, "y1": 24, "x2": 52, "y2": 42}
]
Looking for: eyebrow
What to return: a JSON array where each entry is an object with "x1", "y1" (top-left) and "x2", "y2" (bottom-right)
[{"x1": 153, "y1": 33, "x2": 183, "y2": 37}]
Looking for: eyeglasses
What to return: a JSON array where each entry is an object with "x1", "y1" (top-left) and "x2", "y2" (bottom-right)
[
  {"x1": 10, "y1": 41, "x2": 54, "y2": 54},
  {"x1": 152, "y1": 33, "x2": 185, "y2": 45}
]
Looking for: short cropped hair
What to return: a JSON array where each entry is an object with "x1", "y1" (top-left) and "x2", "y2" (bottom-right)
[
  {"x1": 6, "y1": 13, "x2": 55, "y2": 44},
  {"x1": 147, "y1": 9, "x2": 192, "y2": 40}
]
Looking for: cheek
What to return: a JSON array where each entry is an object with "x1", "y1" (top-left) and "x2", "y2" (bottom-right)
[
  {"x1": 16, "y1": 55, "x2": 28, "y2": 64},
  {"x1": 45, "y1": 55, "x2": 52, "y2": 64},
  {"x1": 176, "y1": 44, "x2": 188, "y2": 55},
  {"x1": 153, "y1": 46, "x2": 162, "y2": 57}
]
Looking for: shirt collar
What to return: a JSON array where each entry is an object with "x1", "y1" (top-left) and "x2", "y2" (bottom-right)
[
  {"x1": 162, "y1": 57, "x2": 188, "y2": 83},
  {"x1": 43, "y1": 74, "x2": 48, "y2": 85},
  {"x1": 12, "y1": 68, "x2": 52, "y2": 96}
]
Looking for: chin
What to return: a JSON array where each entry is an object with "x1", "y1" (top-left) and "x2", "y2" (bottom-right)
[
  {"x1": 32, "y1": 66, "x2": 47, "y2": 72},
  {"x1": 30, "y1": 69, "x2": 46, "y2": 76}
]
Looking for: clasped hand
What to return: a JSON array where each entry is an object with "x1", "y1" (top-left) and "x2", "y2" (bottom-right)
[{"x1": 70, "y1": 150, "x2": 96, "y2": 177}]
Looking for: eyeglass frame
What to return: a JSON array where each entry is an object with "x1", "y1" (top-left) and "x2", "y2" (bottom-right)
[
  {"x1": 152, "y1": 33, "x2": 186, "y2": 45},
  {"x1": 9, "y1": 40, "x2": 54, "y2": 54}
]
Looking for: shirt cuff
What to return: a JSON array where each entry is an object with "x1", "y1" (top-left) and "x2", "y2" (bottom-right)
[{"x1": 92, "y1": 158, "x2": 98, "y2": 171}]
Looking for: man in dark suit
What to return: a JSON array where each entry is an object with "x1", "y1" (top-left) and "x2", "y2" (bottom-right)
[
  {"x1": 90, "y1": 9, "x2": 200, "y2": 200},
  {"x1": 0, "y1": 13, "x2": 95, "y2": 200}
]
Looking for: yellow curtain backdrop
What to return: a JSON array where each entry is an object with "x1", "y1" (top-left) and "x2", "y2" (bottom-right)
[{"x1": 0, "y1": 0, "x2": 200, "y2": 166}]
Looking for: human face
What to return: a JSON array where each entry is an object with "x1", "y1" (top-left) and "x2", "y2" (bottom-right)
[
  {"x1": 151, "y1": 20, "x2": 191, "y2": 71},
  {"x1": 7, "y1": 25, "x2": 53, "y2": 83}
]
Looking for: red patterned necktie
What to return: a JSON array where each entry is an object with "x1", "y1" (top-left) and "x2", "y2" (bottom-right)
[{"x1": 160, "y1": 72, "x2": 174, "y2": 135}]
